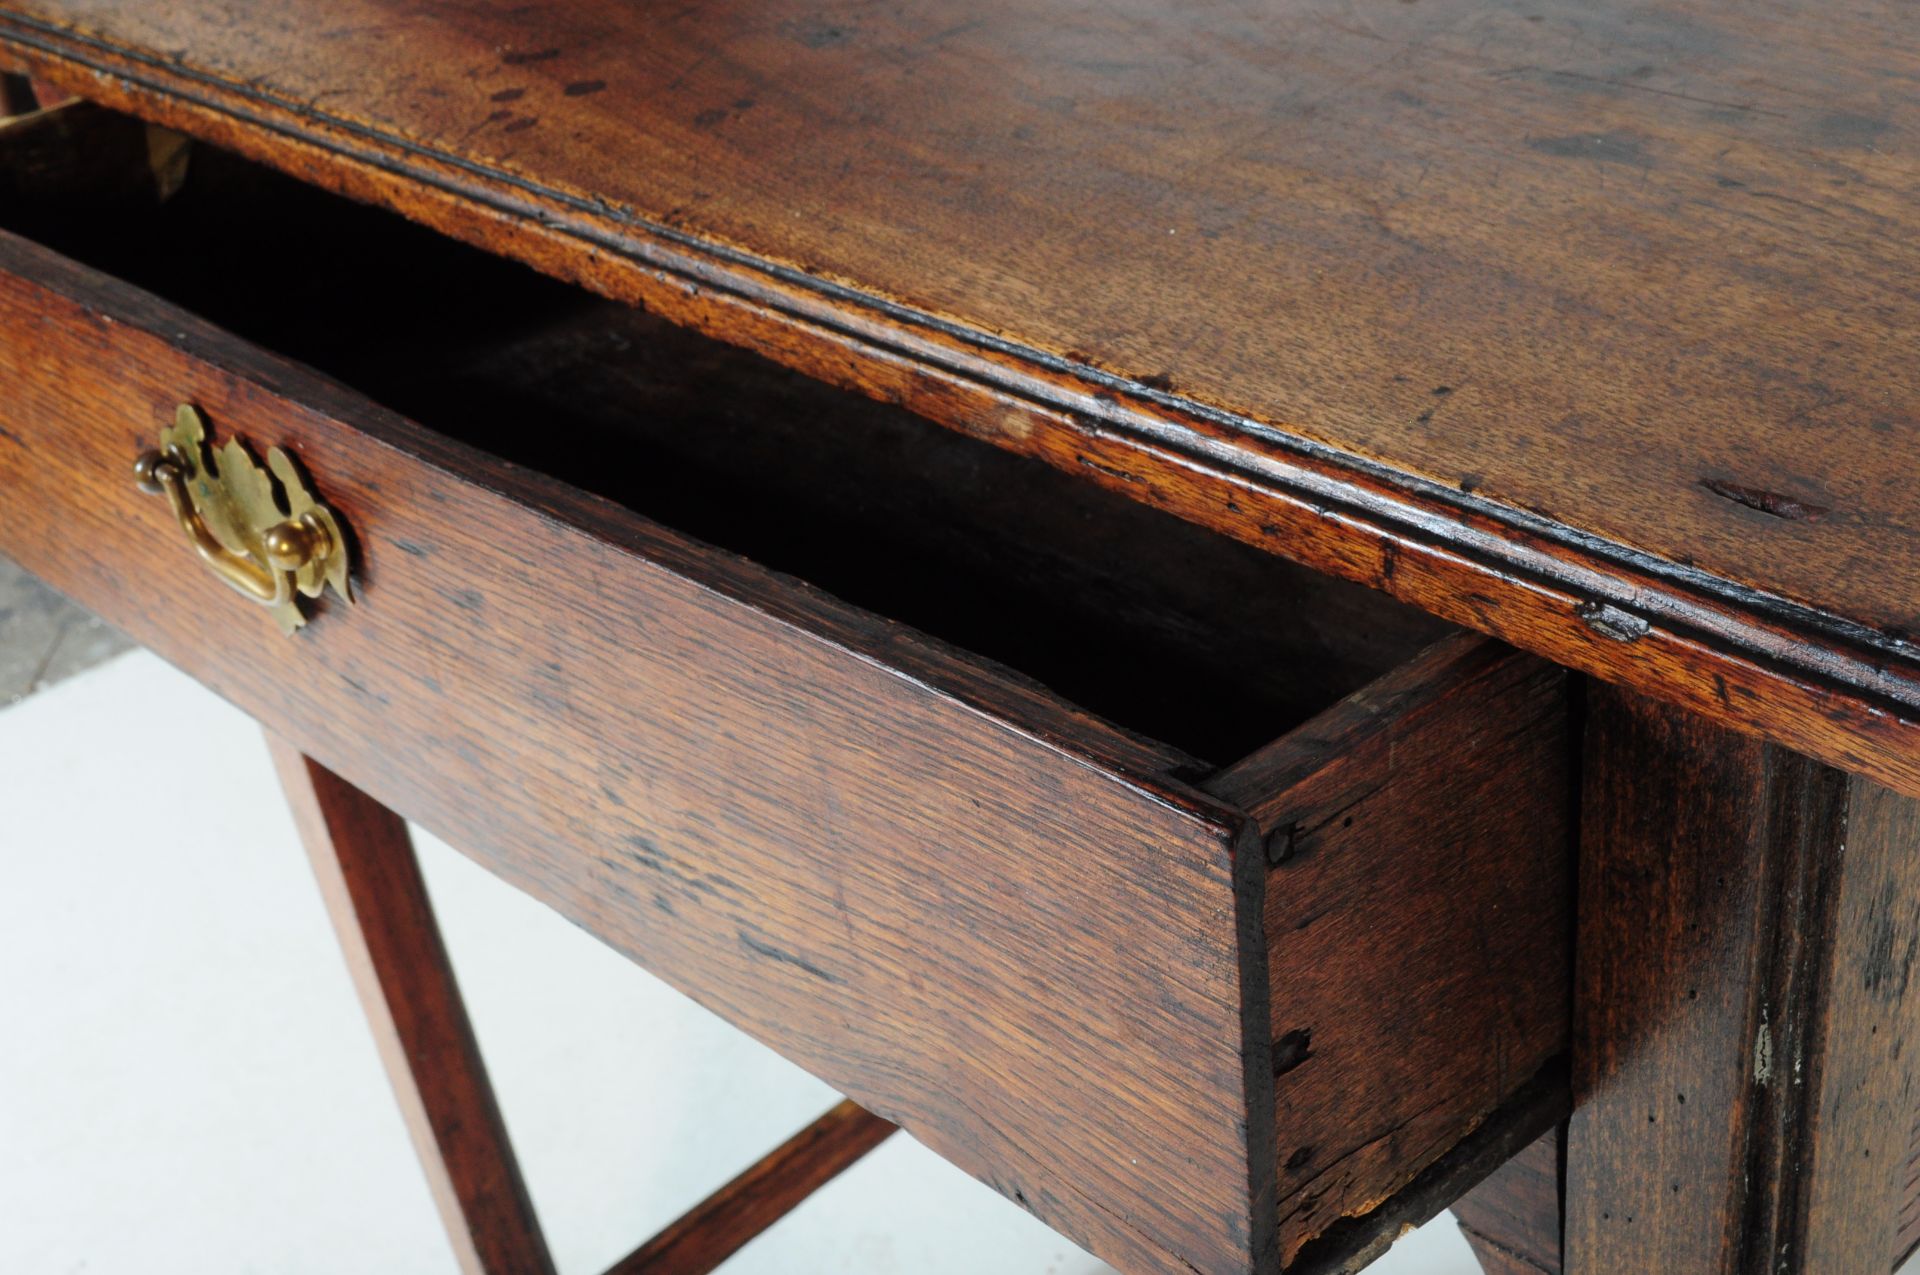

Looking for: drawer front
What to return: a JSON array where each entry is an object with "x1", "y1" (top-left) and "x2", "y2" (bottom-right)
[{"x1": 0, "y1": 231, "x2": 1271, "y2": 1275}]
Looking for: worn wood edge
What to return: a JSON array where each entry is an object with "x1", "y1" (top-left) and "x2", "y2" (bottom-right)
[
  {"x1": 1215, "y1": 635, "x2": 1573, "y2": 1261},
  {"x1": 602, "y1": 1099, "x2": 897, "y2": 1275},
  {"x1": 1281, "y1": 1060, "x2": 1571, "y2": 1275},
  {"x1": 5, "y1": 20, "x2": 1920, "y2": 798},
  {"x1": 0, "y1": 225, "x2": 1272, "y2": 1275},
  {"x1": 1207, "y1": 631, "x2": 1510, "y2": 821},
  {"x1": 1452, "y1": 1128, "x2": 1566, "y2": 1275},
  {"x1": 1761, "y1": 774, "x2": 1920, "y2": 1274},
  {"x1": 1740, "y1": 747, "x2": 1855, "y2": 1272},
  {"x1": 0, "y1": 11, "x2": 1896, "y2": 669},
  {"x1": 1231, "y1": 820, "x2": 1282, "y2": 1275},
  {"x1": 0, "y1": 222, "x2": 1232, "y2": 819}
]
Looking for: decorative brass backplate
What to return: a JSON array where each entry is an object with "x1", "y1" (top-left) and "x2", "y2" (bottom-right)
[{"x1": 133, "y1": 404, "x2": 352, "y2": 634}]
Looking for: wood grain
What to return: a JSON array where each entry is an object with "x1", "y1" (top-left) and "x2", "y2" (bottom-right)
[
  {"x1": 1453, "y1": 1128, "x2": 1563, "y2": 1275},
  {"x1": 1285, "y1": 1066, "x2": 1568, "y2": 1275},
  {"x1": 0, "y1": 141, "x2": 1451, "y2": 766},
  {"x1": 3, "y1": 1, "x2": 1919, "y2": 796},
  {"x1": 1900, "y1": 1107, "x2": 1920, "y2": 1267},
  {"x1": 1212, "y1": 636, "x2": 1573, "y2": 1262},
  {"x1": 603, "y1": 1100, "x2": 896, "y2": 1275},
  {"x1": 0, "y1": 226, "x2": 1273, "y2": 1275},
  {"x1": 268, "y1": 738, "x2": 554, "y2": 1275},
  {"x1": 0, "y1": 204, "x2": 1597, "y2": 1270},
  {"x1": 1566, "y1": 684, "x2": 1920, "y2": 1274}
]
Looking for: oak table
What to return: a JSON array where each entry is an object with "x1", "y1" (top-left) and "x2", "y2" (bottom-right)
[{"x1": 0, "y1": 3, "x2": 1915, "y2": 1273}]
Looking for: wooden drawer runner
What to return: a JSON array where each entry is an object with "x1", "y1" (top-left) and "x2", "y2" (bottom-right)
[{"x1": 0, "y1": 123, "x2": 1574, "y2": 1274}]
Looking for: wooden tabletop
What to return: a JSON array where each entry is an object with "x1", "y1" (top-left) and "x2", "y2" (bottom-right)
[{"x1": 4, "y1": 0, "x2": 1918, "y2": 791}]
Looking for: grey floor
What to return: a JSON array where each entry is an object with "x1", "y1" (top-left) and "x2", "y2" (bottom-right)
[
  {"x1": 0, "y1": 553, "x2": 1481, "y2": 1274},
  {"x1": 0, "y1": 555, "x2": 129, "y2": 704}
]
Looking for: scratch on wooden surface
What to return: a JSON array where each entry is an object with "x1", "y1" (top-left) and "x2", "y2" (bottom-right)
[{"x1": 1699, "y1": 476, "x2": 1831, "y2": 522}]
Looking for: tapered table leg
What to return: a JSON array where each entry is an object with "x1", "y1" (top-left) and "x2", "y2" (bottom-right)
[{"x1": 269, "y1": 735, "x2": 554, "y2": 1275}]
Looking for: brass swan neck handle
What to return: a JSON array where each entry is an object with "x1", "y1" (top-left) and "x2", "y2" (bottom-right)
[
  {"x1": 134, "y1": 445, "x2": 332, "y2": 608},
  {"x1": 133, "y1": 405, "x2": 353, "y2": 633}
]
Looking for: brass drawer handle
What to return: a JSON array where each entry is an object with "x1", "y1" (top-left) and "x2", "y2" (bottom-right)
[{"x1": 133, "y1": 404, "x2": 353, "y2": 633}]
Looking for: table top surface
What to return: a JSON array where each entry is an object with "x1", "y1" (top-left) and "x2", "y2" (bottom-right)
[{"x1": 4, "y1": 0, "x2": 1918, "y2": 784}]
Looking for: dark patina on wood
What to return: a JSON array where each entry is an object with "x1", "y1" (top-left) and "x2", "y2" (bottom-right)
[
  {"x1": 0, "y1": 148, "x2": 1576, "y2": 1272},
  {"x1": 1213, "y1": 635, "x2": 1573, "y2": 1262},
  {"x1": 1566, "y1": 686, "x2": 1920, "y2": 1275},
  {"x1": 1454, "y1": 1128, "x2": 1564, "y2": 1275},
  {"x1": 0, "y1": 0, "x2": 1915, "y2": 796}
]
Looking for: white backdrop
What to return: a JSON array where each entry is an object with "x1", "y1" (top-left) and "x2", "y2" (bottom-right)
[{"x1": 0, "y1": 652, "x2": 1484, "y2": 1275}]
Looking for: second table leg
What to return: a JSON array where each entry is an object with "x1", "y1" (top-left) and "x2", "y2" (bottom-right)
[
  {"x1": 1567, "y1": 683, "x2": 1920, "y2": 1273},
  {"x1": 269, "y1": 735, "x2": 555, "y2": 1275}
]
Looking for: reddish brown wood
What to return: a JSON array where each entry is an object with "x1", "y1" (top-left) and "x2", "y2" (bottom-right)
[
  {"x1": 267, "y1": 737, "x2": 554, "y2": 1275},
  {"x1": 2, "y1": 1, "x2": 1917, "y2": 797},
  {"x1": 0, "y1": 200, "x2": 1593, "y2": 1269},
  {"x1": 1283, "y1": 1068, "x2": 1567, "y2": 1275},
  {"x1": 1566, "y1": 684, "x2": 1920, "y2": 1274},
  {"x1": 603, "y1": 1100, "x2": 896, "y2": 1275},
  {"x1": 0, "y1": 139, "x2": 1453, "y2": 769},
  {"x1": 1453, "y1": 1129, "x2": 1563, "y2": 1275},
  {"x1": 1212, "y1": 636, "x2": 1574, "y2": 1263},
  {"x1": 1900, "y1": 1107, "x2": 1920, "y2": 1266},
  {"x1": 0, "y1": 226, "x2": 1271, "y2": 1275}
]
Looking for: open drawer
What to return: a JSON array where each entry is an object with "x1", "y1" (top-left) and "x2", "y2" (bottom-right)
[{"x1": 0, "y1": 110, "x2": 1574, "y2": 1274}]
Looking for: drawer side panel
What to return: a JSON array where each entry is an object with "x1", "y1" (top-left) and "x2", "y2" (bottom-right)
[{"x1": 1214, "y1": 636, "x2": 1575, "y2": 1263}]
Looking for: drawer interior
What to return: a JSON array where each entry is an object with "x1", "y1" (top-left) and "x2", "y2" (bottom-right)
[
  {"x1": 2, "y1": 122, "x2": 1453, "y2": 765},
  {"x1": 0, "y1": 105, "x2": 1571, "y2": 1273}
]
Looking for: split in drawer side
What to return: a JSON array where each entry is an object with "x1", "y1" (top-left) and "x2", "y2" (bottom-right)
[{"x1": 1210, "y1": 636, "x2": 1577, "y2": 1266}]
